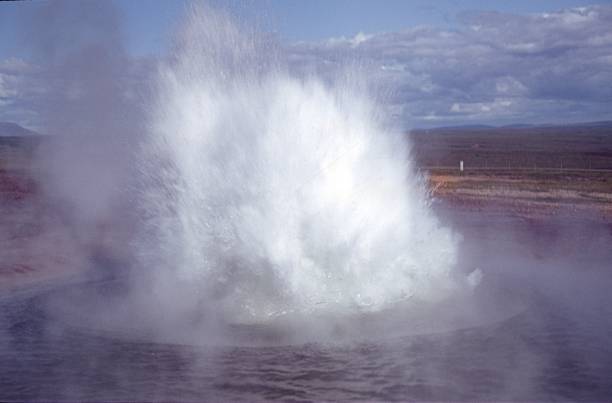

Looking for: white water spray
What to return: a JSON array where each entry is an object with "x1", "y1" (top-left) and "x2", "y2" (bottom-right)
[{"x1": 136, "y1": 6, "x2": 461, "y2": 323}]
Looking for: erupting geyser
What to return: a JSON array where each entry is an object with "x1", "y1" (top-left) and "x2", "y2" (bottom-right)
[{"x1": 135, "y1": 6, "x2": 466, "y2": 324}]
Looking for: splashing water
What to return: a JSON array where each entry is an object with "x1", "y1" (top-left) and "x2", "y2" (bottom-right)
[{"x1": 136, "y1": 6, "x2": 461, "y2": 323}]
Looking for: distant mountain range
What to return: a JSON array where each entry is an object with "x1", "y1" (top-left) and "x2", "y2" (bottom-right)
[
  {"x1": 1, "y1": 120, "x2": 611, "y2": 138},
  {"x1": 415, "y1": 120, "x2": 612, "y2": 130},
  {"x1": 414, "y1": 120, "x2": 612, "y2": 132},
  {"x1": 0, "y1": 122, "x2": 40, "y2": 137}
]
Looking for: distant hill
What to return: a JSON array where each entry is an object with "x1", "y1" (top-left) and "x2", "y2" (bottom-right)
[
  {"x1": 411, "y1": 120, "x2": 612, "y2": 134},
  {"x1": 501, "y1": 123, "x2": 535, "y2": 129},
  {"x1": 0, "y1": 122, "x2": 39, "y2": 137},
  {"x1": 424, "y1": 124, "x2": 495, "y2": 131},
  {"x1": 563, "y1": 120, "x2": 612, "y2": 128}
]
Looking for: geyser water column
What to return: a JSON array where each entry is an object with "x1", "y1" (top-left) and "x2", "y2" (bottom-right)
[{"x1": 136, "y1": 6, "x2": 461, "y2": 324}]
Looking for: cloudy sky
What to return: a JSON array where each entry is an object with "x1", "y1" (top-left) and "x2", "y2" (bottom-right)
[{"x1": 1, "y1": 0, "x2": 612, "y2": 129}]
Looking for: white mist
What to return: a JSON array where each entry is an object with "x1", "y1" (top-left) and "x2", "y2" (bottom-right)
[{"x1": 135, "y1": 6, "x2": 461, "y2": 324}]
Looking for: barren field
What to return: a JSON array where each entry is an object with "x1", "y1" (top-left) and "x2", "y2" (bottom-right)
[
  {"x1": 0, "y1": 137, "x2": 85, "y2": 290},
  {"x1": 411, "y1": 124, "x2": 612, "y2": 222}
]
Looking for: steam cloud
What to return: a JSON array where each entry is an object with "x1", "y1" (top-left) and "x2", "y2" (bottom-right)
[
  {"x1": 131, "y1": 5, "x2": 468, "y2": 326},
  {"x1": 19, "y1": 2, "x2": 146, "y2": 257},
  {"x1": 15, "y1": 3, "x2": 485, "y2": 344}
]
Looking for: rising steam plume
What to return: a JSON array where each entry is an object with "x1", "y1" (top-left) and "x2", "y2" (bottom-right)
[
  {"x1": 133, "y1": 5, "x2": 466, "y2": 324},
  {"x1": 15, "y1": 2, "x2": 477, "y2": 333}
]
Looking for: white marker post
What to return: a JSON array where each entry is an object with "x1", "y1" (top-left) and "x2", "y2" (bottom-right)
[{"x1": 459, "y1": 160, "x2": 464, "y2": 174}]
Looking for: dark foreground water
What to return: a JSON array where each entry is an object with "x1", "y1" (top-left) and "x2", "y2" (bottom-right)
[{"x1": 1, "y1": 212, "x2": 612, "y2": 401}]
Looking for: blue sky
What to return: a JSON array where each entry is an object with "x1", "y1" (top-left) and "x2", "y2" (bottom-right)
[
  {"x1": 2, "y1": 0, "x2": 609, "y2": 57},
  {"x1": 1, "y1": 1, "x2": 612, "y2": 129},
  {"x1": 93, "y1": 0, "x2": 612, "y2": 56}
]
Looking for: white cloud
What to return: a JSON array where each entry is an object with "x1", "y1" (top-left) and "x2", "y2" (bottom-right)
[
  {"x1": 2, "y1": 5, "x2": 612, "y2": 128},
  {"x1": 287, "y1": 5, "x2": 612, "y2": 126},
  {"x1": 0, "y1": 57, "x2": 31, "y2": 72},
  {"x1": 495, "y1": 77, "x2": 528, "y2": 96},
  {"x1": 451, "y1": 99, "x2": 513, "y2": 115},
  {"x1": 0, "y1": 73, "x2": 18, "y2": 99}
]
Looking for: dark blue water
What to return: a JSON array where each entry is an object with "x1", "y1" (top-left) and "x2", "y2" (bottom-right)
[{"x1": 1, "y1": 213, "x2": 611, "y2": 401}]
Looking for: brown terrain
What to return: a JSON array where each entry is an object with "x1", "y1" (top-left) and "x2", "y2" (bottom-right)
[
  {"x1": 0, "y1": 136, "x2": 86, "y2": 290},
  {"x1": 1, "y1": 123, "x2": 611, "y2": 288},
  {"x1": 411, "y1": 123, "x2": 612, "y2": 222}
]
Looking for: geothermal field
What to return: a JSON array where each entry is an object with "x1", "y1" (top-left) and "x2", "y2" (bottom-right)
[{"x1": 1, "y1": 2, "x2": 612, "y2": 401}]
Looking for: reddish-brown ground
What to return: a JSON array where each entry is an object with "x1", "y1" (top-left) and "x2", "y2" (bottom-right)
[
  {"x1": 427, "y1": 170, "x2": 612, "y2": 222},
  {"x1": 0, "y1": 138, "x2": 86, "y2": 290},
  {"x1": 412, "y1": 124, "x2": 612, "y2": 222}
]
